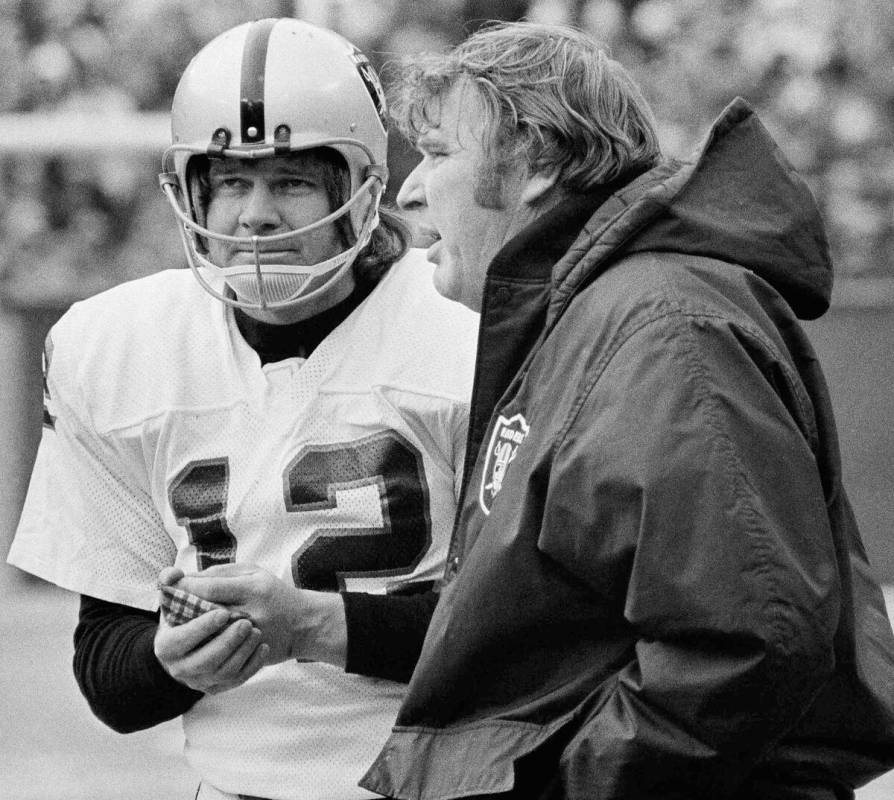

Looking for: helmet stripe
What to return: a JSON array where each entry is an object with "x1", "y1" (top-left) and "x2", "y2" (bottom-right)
[{"x1": 240, "y1": 18, "x2": 277, "y2": 143}]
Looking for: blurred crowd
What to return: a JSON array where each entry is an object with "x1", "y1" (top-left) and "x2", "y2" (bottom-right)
[{"x1": 0, "y1": 0, "x2": 892, "y2": 308}]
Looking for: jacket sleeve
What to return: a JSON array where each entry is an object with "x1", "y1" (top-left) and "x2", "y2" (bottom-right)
[
  {"x1": 73, "y1": 595, "x2": 202, "y2": 733},
  {"x1": 538, "y1": 312, "x2": 841, "y2": 797}
]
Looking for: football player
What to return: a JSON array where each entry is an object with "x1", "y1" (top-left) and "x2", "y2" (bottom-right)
[{"x1": 7, "y1": 18, "x2": 477, "y2": 800}]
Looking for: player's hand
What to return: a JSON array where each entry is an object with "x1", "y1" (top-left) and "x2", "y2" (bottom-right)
[
  {"x1": 153, "y1": 592, "x2": 269, "y2": 694},
  {"x1": 172, "y1": 563, "x2": 347, "y2": 667}
]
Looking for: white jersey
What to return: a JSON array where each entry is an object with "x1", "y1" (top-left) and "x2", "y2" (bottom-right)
[{"x1": 9, "y1": 251, "x2": 478, "y2": 800}]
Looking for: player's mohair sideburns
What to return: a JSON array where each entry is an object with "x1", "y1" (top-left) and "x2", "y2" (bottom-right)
[{"x1": 357, "y1": 206, "x2": 412, "y2": 288}]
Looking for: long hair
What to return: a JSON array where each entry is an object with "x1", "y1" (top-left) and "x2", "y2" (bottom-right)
[
  {"x1": 353, "y1": 206, "x2": 411, "y2": 288},
  {"x1": 388, "y1": 21, "x2": 661, "y2": 194}
]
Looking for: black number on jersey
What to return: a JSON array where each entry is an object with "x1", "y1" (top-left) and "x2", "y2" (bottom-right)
[
  {"x1": 168, "y1": 458, "x2": 238, "y2": 569},
  {"x1": 285, "y1": 431, "x2": 431, "y2": 591},
  {"x1": 169, "y1": 431, "x2": 431, "y2": 589}
]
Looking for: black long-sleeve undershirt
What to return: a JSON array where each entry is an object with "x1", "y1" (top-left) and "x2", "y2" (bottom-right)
[
  {"x1": 74, "y1": 596, "x2": 203, "y2": 732},
  {"x1": 73, "y1": 287, "x2": 436, "y2": 732},
  {"x1": 74, "y1": 590, "x2": 436, "y2": 732},
  {"x1": 342, "y1": 589, "x2": 438, "y2": 683}
]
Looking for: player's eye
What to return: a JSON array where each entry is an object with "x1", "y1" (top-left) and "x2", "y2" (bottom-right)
[
  {"x1": 278, "y1": 176, "x2": 318, "y2": 192},
  {"x1": 210, "y1": 175, "x2": 248, "y2": 194}
]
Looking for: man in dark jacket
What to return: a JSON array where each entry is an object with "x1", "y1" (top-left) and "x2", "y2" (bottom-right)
[{"x1": 359, "y1": 20, "x2": 894, "y2": 800}]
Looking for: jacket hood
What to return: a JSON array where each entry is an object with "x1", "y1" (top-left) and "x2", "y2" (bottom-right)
[{"x1": 550, "y1": 98, "x2": 833, "y2": 321}]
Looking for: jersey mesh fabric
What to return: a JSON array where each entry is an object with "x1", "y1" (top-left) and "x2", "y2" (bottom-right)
[{"x1": 8, "y1": 253, "x2": 478, "y2": 800}]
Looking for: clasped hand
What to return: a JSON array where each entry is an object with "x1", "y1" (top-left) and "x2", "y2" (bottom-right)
[{"x1": 153, "y1": 564, "x2": 347, "y2": 694}]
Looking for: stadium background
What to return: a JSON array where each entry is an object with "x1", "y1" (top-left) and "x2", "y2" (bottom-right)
[{"x1": 0, "y1": 1, "x2": 891, "y2": 797}]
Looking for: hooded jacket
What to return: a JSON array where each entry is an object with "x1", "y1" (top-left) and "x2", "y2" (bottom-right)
[{"x1": 361, "y1": 99, "x2": 894, "y2": 799}]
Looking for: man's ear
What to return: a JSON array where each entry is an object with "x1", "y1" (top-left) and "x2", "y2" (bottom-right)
[{"x1": 520, "y1": 166, "x2": 561, "y2": 206}]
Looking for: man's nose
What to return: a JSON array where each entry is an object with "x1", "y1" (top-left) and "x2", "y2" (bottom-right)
[
  {"x1": 396, "y1": 163, "x2": 426, "y2": 212},
  {"x1": 238, "y1": 184, "x2": 282, "y2": 232}
]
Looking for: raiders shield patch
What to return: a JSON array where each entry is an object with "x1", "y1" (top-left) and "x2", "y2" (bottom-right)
[{"x1": 479, "y1": 412, "x2": 530, "y2": 515}]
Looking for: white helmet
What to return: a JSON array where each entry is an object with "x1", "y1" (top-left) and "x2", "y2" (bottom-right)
[{"x1": 159, "y1": 18, "x2": 389, "y2": 316}]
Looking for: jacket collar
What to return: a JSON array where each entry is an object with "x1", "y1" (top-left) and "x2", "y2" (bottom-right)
[{"x1": 547, "y1": 98, "x2": 833, "y2": 325}]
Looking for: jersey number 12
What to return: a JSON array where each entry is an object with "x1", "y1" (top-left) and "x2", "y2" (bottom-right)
[{"x1": 168, "y1": 431, "x2": 432, "y2": 591}]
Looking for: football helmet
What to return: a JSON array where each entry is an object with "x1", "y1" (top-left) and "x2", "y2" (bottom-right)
[{"x1": 159, "y1": 18, "x2": 389, "y2": 317}]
